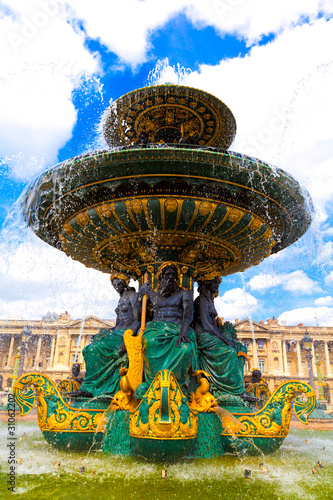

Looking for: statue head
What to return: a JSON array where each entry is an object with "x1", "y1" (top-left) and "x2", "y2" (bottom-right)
[
  {"x1": 157, "y1": 263, "x2": 179, "y2": 298},
  {"x1": 251, "y1": 369, "x2": 262, "y2": 383},
  {"x1": 72, "y1": 363, "x2": 81, "y2": 377},
  {"x1": 111, "y1": 272, "x2": 130, "y2": 294},
  {"x1": 197, "y1": 276, "x2": 221, "y2": 297}
]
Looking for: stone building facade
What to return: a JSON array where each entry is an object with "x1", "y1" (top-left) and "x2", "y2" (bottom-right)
[
  {"x1": 0, "y1": 313, "x2": 115, "y2": 389},
  {"x1": 0, "y1": 313, "x2": 332, "y2": 407}
]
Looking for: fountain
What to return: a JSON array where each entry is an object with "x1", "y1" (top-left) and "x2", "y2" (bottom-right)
[{"x1": 13, "y1": 84, "x2": 315, "y2": 461}]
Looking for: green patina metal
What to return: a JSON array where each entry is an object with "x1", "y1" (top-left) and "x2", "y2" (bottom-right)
[
  {"x1": 220, "y1": 435, "x2": 285, "y2": 456},
  {"x1": 101, "y1": 410, "x2": 134, "y2": 456},
  {"x1": 186, "y1": 412, "x2": 225, "y2": 458},
  {"x1": 43, "y1": 430, "x2": 104, "y2": 451},
  {"x1": 132, "y1": 437, "x2": 192, "y2": 462}
]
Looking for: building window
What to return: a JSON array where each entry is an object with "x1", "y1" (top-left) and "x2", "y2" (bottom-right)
[
  {"x1": 45, "y1": 357, "x2": 50, "y2": 367},
  {"x1": 243, "y1": 340, "x2": 250, "y2": 348},
  {"x1": 287, "y1": 360, "x2": 292, "y2": 372},
  {"x1": 74, "y1": 337, "x2": 79, "y2": 346},
  {"x1": 258, "y1": 340, "x2": 264, "y2": 350},
  {"x1": 244, "y1": 360, "x2": 249, "y2": 372},
  {"x1": 259, "y1": 359, "x2": 265, "y2": 372}
]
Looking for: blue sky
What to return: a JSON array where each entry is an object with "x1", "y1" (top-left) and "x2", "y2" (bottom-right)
[{"x1": 0, "y1": 0, "x2": 333, "y2": 325}]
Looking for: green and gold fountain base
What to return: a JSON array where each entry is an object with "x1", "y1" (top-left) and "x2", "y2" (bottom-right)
[{"x1": 13, "y1": 371, "x2": 316, "y2": 461}]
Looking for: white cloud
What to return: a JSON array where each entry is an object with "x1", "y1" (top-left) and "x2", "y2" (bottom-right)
[
  {"x1": 314, "y1": 241, "x2": 333, "y2": 266},
  {"x1": 325, "y1": 270, "x2": 333, "y2": 285},
  {"x1": 248, "y1": 273, "x2": 280, "y2": 290},
  {"x1": 314, "y1": 296, "x2": 333, "y2": 306},
  {"x1": 0, "y1": 0, "x2": 99, "y2": 179},
  {"x1": 323, "y1": 227, "x2": 333, "y2": 237},
  {"x1": 249, "y1": 270, "x2": 320, "y2": 295},
  {"x1": 215, "y1": 287, "x2": 259, "y2": 321},
  {"x1": 283, "y1": 272, "x2": 320, "y2": 294},
  {"x1": 278, "y1": 306, "x2": 333, "y2": 326},
  {"x1": 186, "y1": 0, "x2": 333, "y2": 45},
  {"x1": 66, "y1": 0, "x2": 186, "y2": 68}
]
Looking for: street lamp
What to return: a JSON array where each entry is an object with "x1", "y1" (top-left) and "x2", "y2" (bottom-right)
[
  {"x1": 17, "y1": 326, "x2": 32, "y2": 378},
  {"x1": 315, "y1": 353, "x2": 328, "y2": 409},
  {"x1": 302, "y1": 331, "x2": 314, "y2": 389}
]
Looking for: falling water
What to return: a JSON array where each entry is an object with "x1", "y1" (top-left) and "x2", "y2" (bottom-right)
[
  {"x1": 74, "y1": 318, "x2": 86, "y2": 363},
  {"x1": 240, "y1": 273, "x2": 259, "y2": 369}
]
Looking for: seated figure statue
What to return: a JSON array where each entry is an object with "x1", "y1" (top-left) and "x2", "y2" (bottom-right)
[
  {"x1": 67, "y1": 363, "x2": 84, "y2": 385},
  {"x1": 70, "y1": 273, "x2": 140, "y2": 398},
  {"x1": 191, "y1": 276, "x2": 246, "y2": 397},
  {"x1": 139, "y1": 263, "x2": 197, "y2": 391}
]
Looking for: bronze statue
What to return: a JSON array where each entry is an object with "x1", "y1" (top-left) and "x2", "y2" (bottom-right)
[
  {"x1": 245, "y1": 369, "x2": 271, "y2": 408},
  {"x1": 191, "y1": 277, "x2": 246, "y2": 397},
  {"x1": 69, "y1": 273, "x2": 140, "y2": 398},
  {"x1": 138, "y1": 263, "x2": 198, "y2": 390},
  {"x1": 250, "y1": 369, "x2": 262, "y2": 384},
  {"x1": 67, "y1": 363, "x2": 84, "y2": 385}
]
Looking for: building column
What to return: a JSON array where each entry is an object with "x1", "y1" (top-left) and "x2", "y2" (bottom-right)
[
  {"x1": 50, "y1": 335, "x2": 56, "y2": 367},
  {"x1": 65, "y1": 334, "x2": 72, "y2": 367},
  {"x1": 34, "y1": 336, "x2": 42, "y2": 370},
  {"x1": 282, "y1": 340, "x2": 288, "y2": 374},
  {"x1": 252, "y1": 339, "x2": 258, "y2": 369},
  {"x1": 296, "y1": 340, "x2": 303, "y2": 376},
  {"x1": 324, "y1": 341, "x2": 332, "y2": 377},
  {"x1": 266, "y1": 340, "x2": 273, "y2": 374},
  {"x1": 6, "y1": 335, "x2": 15, "y2": 367}
]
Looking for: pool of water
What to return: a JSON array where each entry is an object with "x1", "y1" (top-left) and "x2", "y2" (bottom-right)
[{"x1": 0, "y1": 420, "x2": 332, "y2": 500}]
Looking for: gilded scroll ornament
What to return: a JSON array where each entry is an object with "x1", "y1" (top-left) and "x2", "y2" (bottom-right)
[
  {"x1": 129, "y1": 370, "x2": 198, "y2": 439},
  {"x1": 57, "y1": 379, "x2": 81, "y2": 395},
  {"x1": 220, "y1": 381, "x2": 316, "y2": 438},
  {"x1": 13, "y1": 373, "x2": 104, "y2": 433}
]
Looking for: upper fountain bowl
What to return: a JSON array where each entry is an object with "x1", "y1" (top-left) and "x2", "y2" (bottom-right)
[
  {"x1": 103, "y1": 84, "x2": 237, "y2": 149},
  {"x1": 22, "y1": 85, "x2": 313, "y2": 284}
]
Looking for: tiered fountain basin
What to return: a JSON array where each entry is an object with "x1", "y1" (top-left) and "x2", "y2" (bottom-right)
[
  {"x1": 16, "y1": 85, "x2": 314, "y2": 461},
  {"x1": 22, "y1": 145, "x2": 312, "y2": 285}
]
